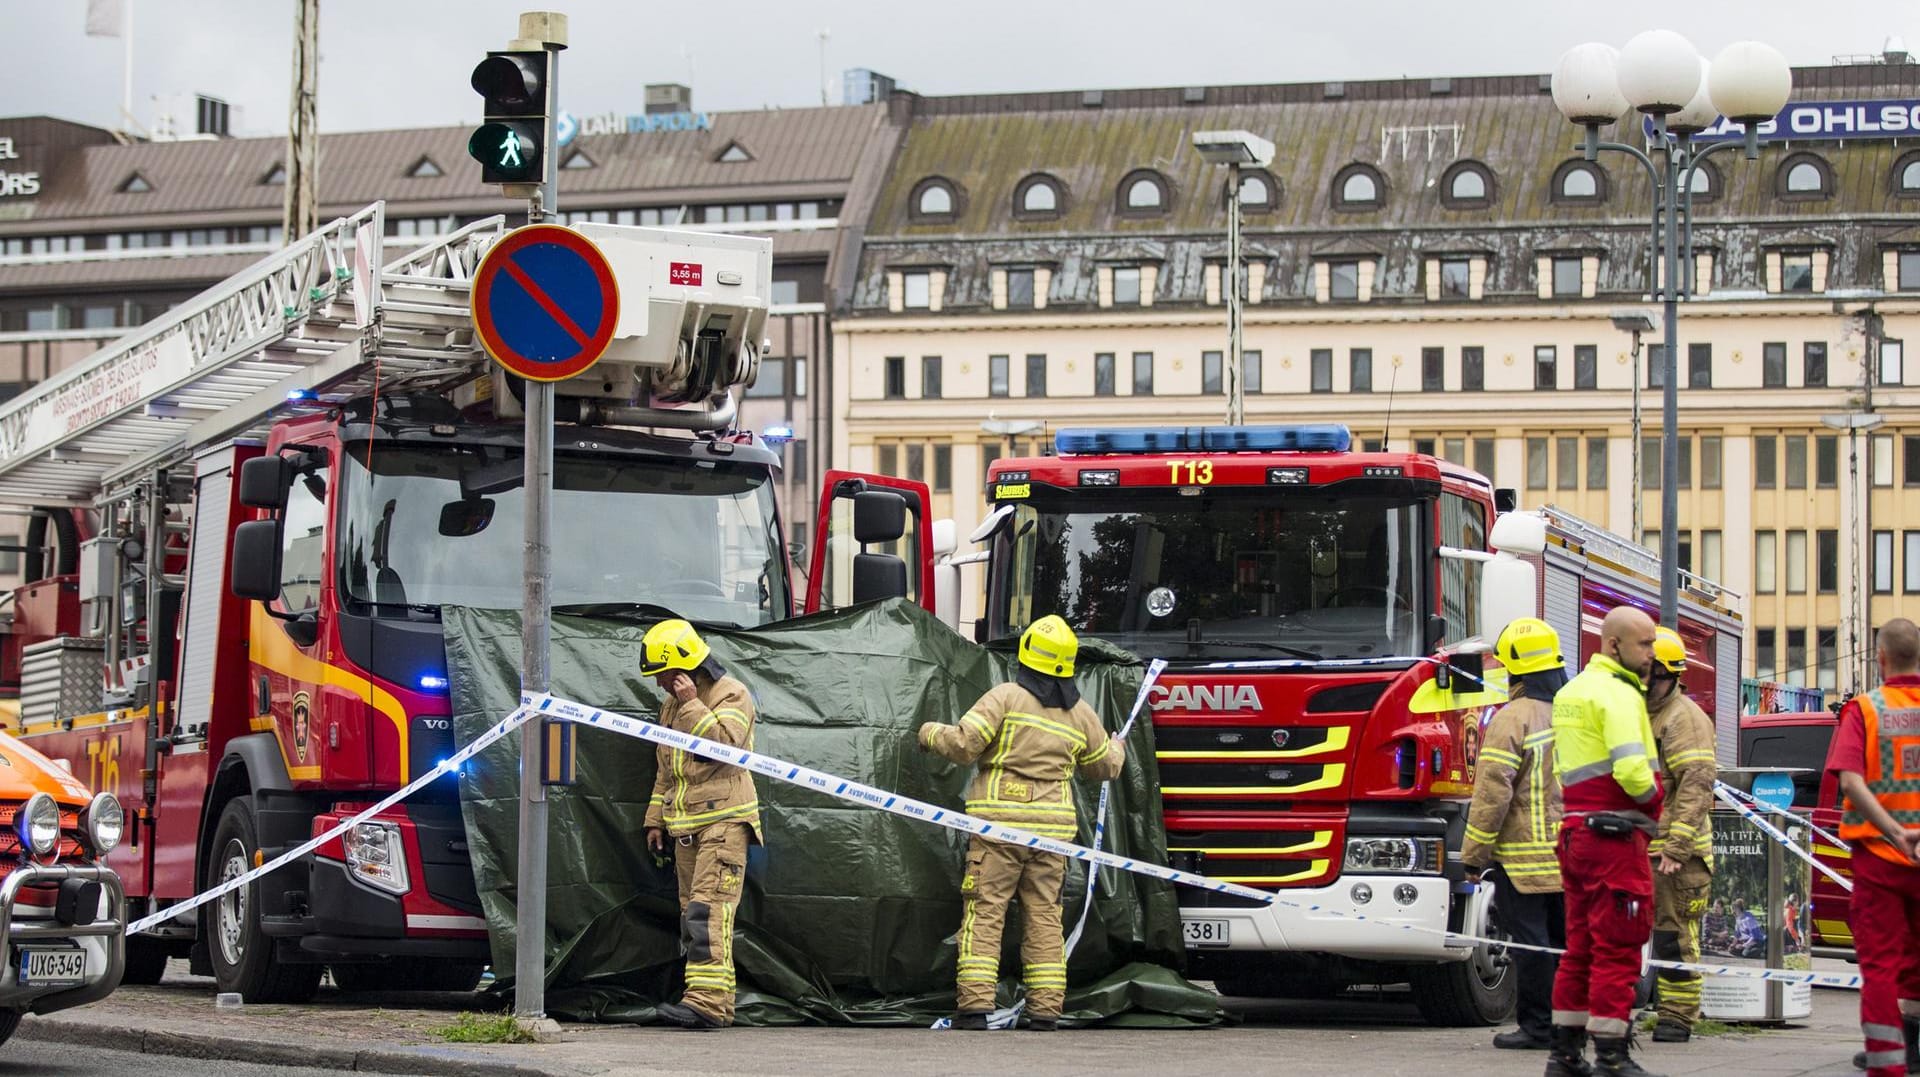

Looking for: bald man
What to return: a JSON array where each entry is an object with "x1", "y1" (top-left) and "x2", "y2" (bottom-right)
[{"x1": 1545, "y1": 606, "x2": 1667, "y2": 1077}]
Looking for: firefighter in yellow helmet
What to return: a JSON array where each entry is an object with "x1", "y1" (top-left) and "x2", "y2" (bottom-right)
[
  {"x1": 1462, "y1": 618, "x2": 1569, "y2": 1052},
  {"x1": 1644, "y1": 626, "x2": 1717, "y2": 1043},
  {"x1": 639, "y1": 619, "x2": 760, "y2": 1030},
  {"x1": 918, "y1": 615, "x2": 1126, "y2": 1030}
]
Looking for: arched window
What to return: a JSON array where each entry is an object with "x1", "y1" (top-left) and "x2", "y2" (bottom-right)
[
  {"x1": 1332, "y1": 164, "x2": 1385, "y2": 210},
  {"x1": 1441, "y1": 161, "x2": 1493, "y2": 208},
  {"x1": 910, "y1": 177, "x2": 959, "y2": 221},
  {"x1": 1688, "y1": 166, "x2": 1711, "y2": 195},
  {"x1": 1343, "y1": 172, "x2": 1377, "y2": 203},
  {"x1": 1117, "y1": 169, "x2": 1171, "y2": 215},
  {"x1": 1778, "y1": 154, "x2": 1833, "y2": 198},
  {"x1": 1238, "y1": 172, "x2": 1272, "y2": 207},
  {"x1": 1014, "y1": 174, "x2": 1065, "y2": 219},
  {"x1": 1551, "y1": 160, "x2": 1606, "y2": 204},
  {"x1": 1900, "y1": 156, "x2": 1920, "y2": 193}
]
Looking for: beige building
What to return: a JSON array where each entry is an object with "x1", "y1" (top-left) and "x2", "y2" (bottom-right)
[{"x1": 834, "y1": 63, "x2": 1920, "y2": 697}]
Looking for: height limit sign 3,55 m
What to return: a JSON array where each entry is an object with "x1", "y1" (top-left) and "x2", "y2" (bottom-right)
[{"x1": 471, "y1": 224, "x2": 620, "y2": 381}]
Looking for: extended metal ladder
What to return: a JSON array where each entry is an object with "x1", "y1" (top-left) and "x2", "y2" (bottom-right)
[
  {"x1": 0, "y1": 203, "x2": 505, "y2": 508},
  {"x1": 1539, "y1": 504, "x2": 1740, "y2": 607}
]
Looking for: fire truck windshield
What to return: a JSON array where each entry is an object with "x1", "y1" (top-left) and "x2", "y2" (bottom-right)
[
  {"x1": 337, "y1": 444, "x2": 789, "y2": 626},
  {"x1": 991, "y1": 490, "x2": 1425, "y2": 660}
]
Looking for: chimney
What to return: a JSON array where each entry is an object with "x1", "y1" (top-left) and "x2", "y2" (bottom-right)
[{"x1": 645, "y1": 83, "x2": 693, "y2": 115}]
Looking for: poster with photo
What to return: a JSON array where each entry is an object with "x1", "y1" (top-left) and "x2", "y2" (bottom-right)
[{"x1": 1701, "y1": 810, "x2": 1813, "y2": 1021}]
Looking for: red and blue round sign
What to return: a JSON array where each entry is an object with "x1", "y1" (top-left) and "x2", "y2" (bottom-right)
[{"x1": 471, "y1": 224, "x2": 620, "y2": 382}]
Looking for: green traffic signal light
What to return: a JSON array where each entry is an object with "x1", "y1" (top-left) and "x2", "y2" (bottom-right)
[
  {"x1": 469, "y1": 121, "x2": 541, "y2": 184},
  {"x1": 469, "y1": 49, "x2": 548, "y2": 187}
]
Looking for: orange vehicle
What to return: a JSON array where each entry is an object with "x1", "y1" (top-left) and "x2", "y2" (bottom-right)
[{"x1": 0, "y1": 728, "x2": 125, "y2": 1047}]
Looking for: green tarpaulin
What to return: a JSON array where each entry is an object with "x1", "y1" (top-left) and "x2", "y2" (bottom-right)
[{"x1": 442, "y1": 599, "x2": 1222, "y2": 1027}]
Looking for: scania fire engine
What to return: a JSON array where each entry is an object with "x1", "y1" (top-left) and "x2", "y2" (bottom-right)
[
  {"x1": 973, "y1": 424, "x2": 1742, "y2": 1025},
  {"x1": 0, "y1": 206, "x2": 930, "y2": 1002}
]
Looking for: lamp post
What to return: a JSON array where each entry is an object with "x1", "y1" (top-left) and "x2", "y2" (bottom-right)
[
  {"x1": 1192, "y1": 131, "x2": 1276, "y2": 426},
  {"x1": 1611, "y1": 310, "x2": 1656, "y2": 544},
  {"x1": 1824, "y1": 409, "x2": 1885, "y2": 694},
  {"x1": 1553, "y1": 34, "x2": 1791, "y2": 627}
]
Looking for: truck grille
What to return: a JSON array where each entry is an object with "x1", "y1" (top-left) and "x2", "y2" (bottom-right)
[{"x1": 1165, "y1": 814, "x2": 1342, "y2": 897}]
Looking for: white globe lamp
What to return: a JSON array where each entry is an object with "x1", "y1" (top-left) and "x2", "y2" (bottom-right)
[
  {"x1": 1552, "y1": 43, "x2": 1629, "y2": 125},
  {"x1": 1617, "y1": 30, "x2": 1702, "y2": 115}
]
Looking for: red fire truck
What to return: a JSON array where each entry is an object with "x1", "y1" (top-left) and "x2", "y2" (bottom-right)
[
  {"x1": 0, "y1": 206, "x2": 930, "y2": 1002},
  {"x1": 973, "y1": 424, "x2": 1742, "y2": 1024}
]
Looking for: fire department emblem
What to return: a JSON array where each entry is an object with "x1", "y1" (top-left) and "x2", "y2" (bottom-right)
[{"x1": 292, "y1": 693, "x2": 312, "y2": 763}]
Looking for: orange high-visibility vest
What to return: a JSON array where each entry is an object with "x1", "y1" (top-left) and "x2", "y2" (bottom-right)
[{"x1": 1838, "y1": 684, "x2": 1920, "y2": 865}]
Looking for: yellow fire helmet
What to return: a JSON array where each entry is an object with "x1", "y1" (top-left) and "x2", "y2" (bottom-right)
[
  {"x1": 1652, "y1": 625, "x2": 1688, "y2": 677},
  {"x1": 640, "y1": 619, "x2": 711, "y2": 678},
  {"x1": 1494, "y1": 617, "x2": 1563, "y2": 677},
  {"x1": 1019, "y1": 615, "x2": 1080, "y2": 679}
]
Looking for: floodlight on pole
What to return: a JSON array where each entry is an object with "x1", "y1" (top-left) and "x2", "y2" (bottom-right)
[{"x1": 1192, "y1": 130, "x2": 1274, "y2": 428}]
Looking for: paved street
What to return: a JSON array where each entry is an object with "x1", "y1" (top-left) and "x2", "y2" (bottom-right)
[{"x1": 0, "y1": 1039, "x2": 344, "y2": 1077}]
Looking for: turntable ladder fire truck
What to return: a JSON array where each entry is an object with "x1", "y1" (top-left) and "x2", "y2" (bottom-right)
[{"x1": 0, "y1": 204, "x2": 928, "y2": 1001}]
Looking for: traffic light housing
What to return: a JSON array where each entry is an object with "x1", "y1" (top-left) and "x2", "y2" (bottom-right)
[{"x1": 469, "y1": 50, "x2": 549, "y2": 186}]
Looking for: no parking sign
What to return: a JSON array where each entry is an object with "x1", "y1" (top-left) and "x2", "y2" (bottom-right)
[{"x1": 471, "y1": 224, "x2": 620, "y2": 381}]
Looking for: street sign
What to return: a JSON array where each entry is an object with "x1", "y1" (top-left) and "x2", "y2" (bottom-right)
[{"x1": 471, "y1": 224, "x2": 619, "y2": 382}]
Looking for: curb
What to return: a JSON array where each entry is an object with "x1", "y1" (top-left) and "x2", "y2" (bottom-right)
[{"x1": 19, "y1": 1016, "x2": 559, "y2": 1076}]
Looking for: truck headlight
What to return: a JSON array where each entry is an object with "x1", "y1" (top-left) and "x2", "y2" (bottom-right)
[
  {"x1": 17, "y1": 793, "x2": 60, "y2": 858},
  {"x1": 345, "y1": 822, "x2": 410, "y2": 895},
  {"x1": 84, "y1": 793, "x2": 123, "y2": 855},
  {"x1": 1343, "y1": 836, "x2": 1443, "y2": 875}
]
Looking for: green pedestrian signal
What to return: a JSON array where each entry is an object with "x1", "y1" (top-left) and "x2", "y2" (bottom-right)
[
  {"x1": 468, "y1": 122, "x2": 542, "y2": 184},
  {"x1": 468, "y1": 49, "x2": 549, "y2": 187}
]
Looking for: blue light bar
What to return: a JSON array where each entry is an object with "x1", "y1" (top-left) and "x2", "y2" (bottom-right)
[
  {"x1": 762, "y1": 424, "x2": 795, "y2": 444},
  {"x1": 1055, "y1": 424, "x2": 1353, "y2": 456},
  {"x1": 418, "y1": 674, "x2": 450, "y2": 691},
  {"x1": 286, "y1": 389, "x2": 317, "y2": 403}
]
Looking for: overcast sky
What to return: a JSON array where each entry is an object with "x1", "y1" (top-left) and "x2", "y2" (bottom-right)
[{"x1": 2, "y1": 0, "x2": 1913, "y2": 137}]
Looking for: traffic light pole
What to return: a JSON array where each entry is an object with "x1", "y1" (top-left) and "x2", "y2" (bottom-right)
[{"x1": 509, "y1": 10, "x2": 565, "y2": 1030}]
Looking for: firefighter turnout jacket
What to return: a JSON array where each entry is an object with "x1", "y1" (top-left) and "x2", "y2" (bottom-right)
[
  {"x1": 1461, "y1": 696, "x2": 1564, "y2": 893},
  {"x1": 1647, "y1": 690, "x2": 1716, "y2": 861},
  {"x1": 920, "y1": 682, "x2": 1125, "y2": 837},
  {"x1": 1553, "y1": 654, "x2": 1666, "y2": 819},
  {"x1": 1839, "y1": 683, "x2": 1920, "y2": 865},
  {"x1": 644, "y1": 674, "x2": 763, "y2": 840}
]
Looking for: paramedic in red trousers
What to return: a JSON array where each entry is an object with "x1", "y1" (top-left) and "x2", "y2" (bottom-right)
[
  {"x1": 1546, "y1": 606, "x2": 1666, "y2": 1077},
  {"x1": 1460, "y1": 618, "x2": 1569, "y2": 1053},
  {"x1": 1828, "y1": 617, "x2": 1920, "y2": 1077}
]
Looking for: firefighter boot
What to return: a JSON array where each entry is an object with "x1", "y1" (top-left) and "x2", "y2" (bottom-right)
[
  {"x1": 951, "y1": 1013, "x2": 991, "y2": 1031},
  {"x1": 1544, "y1": 1025, "x2": 1595, "y2": 1077},
  {"x1": 1651, "y1": 1017, "x2": 1689, "y2": 1043},
  {"x1": 1591, "y1": 1035, "x2": 1664, "y2": 1077},
  {"x1": 1908, "y1": 1016, "x2": 1920, "y2": 1073}
]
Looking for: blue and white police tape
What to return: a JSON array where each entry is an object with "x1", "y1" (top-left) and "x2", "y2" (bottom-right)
[
  {"x1": 1711, "y1": 784, "x2": 1853, "y2": 894},
  {"x1": 124, "y1": 705, "x2": 537, "y2": 936},
  {"x1": 1717, "y1": 780, "x2": 1851, "y2": 853}
]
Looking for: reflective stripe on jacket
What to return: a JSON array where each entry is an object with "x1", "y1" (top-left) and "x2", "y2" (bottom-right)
[
  {"x1": 1647, "y1": 689, "x2": 1716, "y2": 862},
  {"x1": 643, "y1": 674, "x2": 762, "y2": 839},
  {"x1": 1839, "y1": 684, "x2": 1920, "y2": 865},
  {"x1": 921, "y1": 681, "x2": 1125, "y2": 839},
  {"x1": 1461, "y1": 696, "x2": 1564, "y2": 893},
  {"x1": 1553, "y1": 654, "x2": 1665, "y2": 818}
]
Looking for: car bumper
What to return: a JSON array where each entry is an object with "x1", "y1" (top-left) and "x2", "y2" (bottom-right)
[
  {"x1": 0, "y1": 862, "x2": 125, "y2": 1016},
  {"x1": 1182, "y1": 875, "x2": 1471, "y2": 961}
]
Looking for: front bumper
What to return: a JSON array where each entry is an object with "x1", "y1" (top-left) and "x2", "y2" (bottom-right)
[
  {"x1": 1181, "y1": 875, "x2": 1471, "y2": 961},
  {"x1": 0, "y1": 862, "x2": 125, "y2": 1015}
]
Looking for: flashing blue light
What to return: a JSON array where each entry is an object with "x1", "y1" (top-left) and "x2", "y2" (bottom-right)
[
  {"x1": 435, "y1": 758, "x2": 463, "y2": 777},
  {"x1": 418, "y1": 674, "x2": 450, "y2": 691},
  {"x1": 1055, "y1": 424, "x2": 1352, "y2": 456},
  {"x1": 286, "y1": 389, "x2": 316, "y2": 403},
  {"x1": 762, "y1": 424, "x2": 795, "y2": 445}
]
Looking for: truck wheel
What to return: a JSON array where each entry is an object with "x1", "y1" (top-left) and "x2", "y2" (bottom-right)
[
  {"x1": 0, "y1": 1009, "x2": 20, "y2": 1047},
  {"x1": 1409, "y1": 946, "x2": 1516, "y2": 1027},
  {"x1": 202, "y1": 799, "x2": 321, "y2": 1003},
  {"x1": 121, "y1": 936, "x2": 171, "y2": 985}
]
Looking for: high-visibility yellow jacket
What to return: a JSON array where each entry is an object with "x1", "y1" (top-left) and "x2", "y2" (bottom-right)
[
  {"x1": 920, "y1": 682, "x2": 1125, "y2": 839},
  {"x1": 1552, "y1": 654, "x2": 1665, "y2": 819},
  {"x1": 1461, "y1": 696, "x2": 1564, "y2": 893},
  {"x1": 644, "y1": 674, "x2": 762, "y2": 839},
  {"x1": 1647, "y1": 689, "x2": 1716, "y2": 862}
]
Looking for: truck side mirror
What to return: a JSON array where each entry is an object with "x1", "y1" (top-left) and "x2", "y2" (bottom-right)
[
  {"x1": 1494, "y1": 488, "x2": 1517, "y2": 514},
  {"x1": 852, "y1": 490, "x2": 908, "y2": 544},
  {"x1": 238, "y1": 455, "x2": 292, "y2": 510},
  {"x1": 1426, "y1": 613, "x2": 1448, "y2": 653},
  {"x1": 230, "y1": 519, "x2": 283, "y2": 601}
]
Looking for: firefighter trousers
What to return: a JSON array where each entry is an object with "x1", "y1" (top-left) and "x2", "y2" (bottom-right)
[
  {"x1": 1488, "y1": 869, "x2": 1565, "y2": 1040},
  {"x1": 1651, "y1": 854, "x2": 1711, "y2": 1029},
  {"x1": 673, "y1": 821, "x2": 750, "y2": 1024},
  {"x1": 1849, "y1": 850, "x2": 1920, "y2": 1077},
  {"x1": 1551, "y1": 824, "x2": 1654, "y2": 1039},
  {"x1": 955, "y1": 836, "x2": 1068, "y2": 1018}
]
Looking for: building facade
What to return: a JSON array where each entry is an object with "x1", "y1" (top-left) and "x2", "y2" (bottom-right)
[{"x1": 836, "y1": 63, "x2": 1920, "y2": 695}]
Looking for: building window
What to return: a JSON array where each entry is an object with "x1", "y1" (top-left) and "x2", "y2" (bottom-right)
[
  {"x1": 1876, "y1": 531, "x2": 1896, "y2": 594},
  {"x1": 1094, "y1": 353, "x2": 1115, "y2": 396},
  {"x1": 1701, "y1": 530, "x2": 1723, "y2": 582},
  {"x1": 902, "y1": 271, "x2": 931, "y2": 309},
  {"x1": 1234, "y1": 171, "x2": 1278, "y2": 210},
  {"x1": 1907, "y1": 533, "x2": 1920, "y2": 594},
  {"x1": 884, "y1": 356, "x2": 905, "y2": 399},
  {"x1": 1573, "y1": 345, "x2": 1597, "y2": 390},
  {"x1": 1701, "y1": 435, "x2": 1721, "y2": 489},
  {"x1": 1763, "y1": 342, "x2": 1787, "y2": 387},
  {"x1": 1552, "y1": 161, "x2": 1604, "y2": 203},
  {"x1": 1439, "y1": 259, "x2": 1471, "y2": 298},
  {"x1": 1781, "y1": 253, "x2": 1815, "y2": 293},
  {"x1": 1898, "y1": 154, "x2": 1920, "y2": 194},
  {"x1": 1329, "y1": 261, "x2": 1360, "y2": 301},
  {"x1": 1442, "y1": 161, "x2": 1493, "y2": 207},
  {"x1": 934, "y1": 445, "x2": 953, "y2": 493},
  {"x1": 119, "y1": 172, "x2": 153, "y2": 194},
  {"x1": 1755, "y1": 530, "x2": 1777, "y2": 594},
  {"x1": 1525, "y1": 438, "x2": 1549, "y2": 490},
  {"x1": 1881, "y1": 339, "x2": 1904, "y2": 386},
  {"x1": 1421, "y1": 347, "x2": 1443, "y2": 391},
  {"x1": 1784, "y1": 435, "x2": 1807, "y2": 490},
  {"x1": 1132, "y1": 352, "x2": 1154, "y2": 395},
  {"x1": 1310, "y1": 349, "x2": 1333, "y2": 393},
  {"x1": 921, "y1": 356, "x2": 943, "y2": 399},
  {"x1": 1350, "y1": 349, "x2": 1373, "y2": 393},
  {"x1": 1025, "y1": 354, "x2": 1048, "y2": 397},
  {"x1": 1117, "y1": 170, "x2": 1170, "y2": 215},
  {"x1": 1006, "y1": 268, "x2": 1036, "y2": 308},
  {"x1": 1587, "y1": 436, "x2": 1608, "y2": 489},
  {"x1": 1462, "y1": 347, "x2": 1484, "y2": 392},
  {"x1": 1778, "y1": 154, "x2": 1833, "y2": 198},
  {"x1": 1551, "y1": 257, "x2": 1583, "y2": 297},
  {"x1": 1784, "y1": 628, "x2": 1807, "y2": 688},
  {"x1": 1818, "y1": 628, "x2": 1839, "y2": 691},
  {"x1": 1756, "y1": 627, "x2": 1776, "y2": 680},
  {"x1": 1534, "y1": 346, "x2": 1556, "y2": 390},
  {"x1": 1804, "y1": 342, "x2": 1827, "y2": 387},
  {"x1": 1901, "y1": 252, "x2": 1920, "y2": 290},
  {"x1": 906, "y1": 444, "x2": 925, "y2": 483},
  {"x1": 1202, "y1": 352, "x2": 1223, "y2": 395},
  {"x1": 1687, "y1": 342, "x2": 1712, "y2": 388},
  {"x1": 911, "y1": 178, "x2": 958, "y2": 220},
  {"x1": 1873, "y1": 434, "x2": 1895, "y2": 486},
  {"x1": 989, "y1": 355, "x2": 1009, "y2": 397},
  {"x1": 561, "y1": 149, "x2": 595, "y2": 170},
  {"x1": 1555, "y1": 437, "x2": 1579, "y2": 489},
  {"x1": 1817, "y1": 530, "x2": 1838, "y2": 593},
  {"x1": 1245, "y1": 351, "x2": 1263, "y2": 393},
  {"x1": 748, "y1": 356, "x2": 788, "y2": 398},
  {"x1": 1333, "y1": 164, "x2": 1384, "y2": 209},
  {"x1": 1785, "y1": 530, "x2": 1808, "y2": 594},
  {"x1": 1648, "y1": 344, "x2": 1668, "y2": 389},
  {"x1": 1816, "y1": 435, "x2": 1838, "y2": 488},
  {"x1": 1907, "y1": 436, "x2": 1920, "y2": 487},
  {"x1": 1113, "y1": 267, "x2": 1143, "y2": 305},
  {"x1": 260, "y1": 163, "x2": 287, "y2": 186},
  {"x1": 1013, "y1": 174, "x2": 1064, "y2": 219},
  {"x1": 1687, "y1": 161, "x2": 1717, "y2": 200},
  {"x1": 1642, "y1": 437, "x2": 1661, "y2": 490},
  {"x1": 1469, "y1": 437, "x2": 1493, "y2": 477}
]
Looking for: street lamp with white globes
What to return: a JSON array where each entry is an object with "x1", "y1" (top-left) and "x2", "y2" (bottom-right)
[{"x1": 1550, "y1": 32, "x2": 1792, "y2": 627}]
